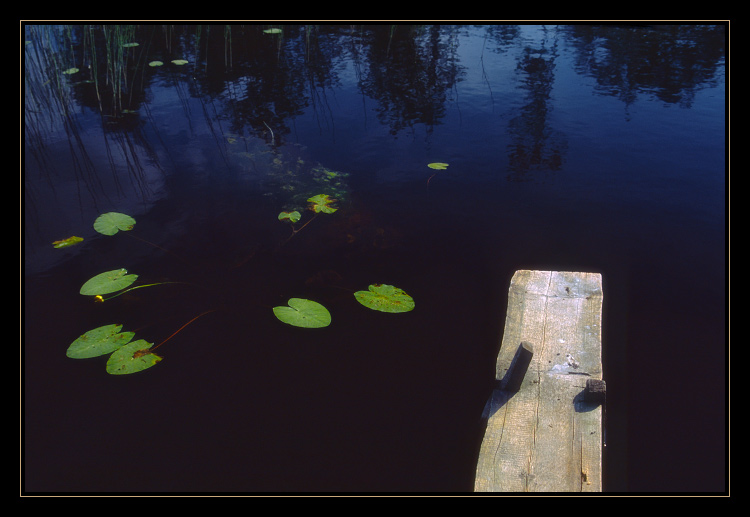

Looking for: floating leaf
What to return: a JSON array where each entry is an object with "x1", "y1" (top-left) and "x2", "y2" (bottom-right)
[
  {"x1": 171, "y1": 59, "x2": 189, "y2": 65},
  {"x1": 278, "y1": 210, "x2": 301, "y2": 223},
  {"x1": 427, "y1": 162, "x2": 449, "y2": 170},
  {"x1": 80, "y1": 268, "x2": 138, "y2": 296},
  {"x1": 273, "y1": 298, "x2": 331, "y2": 328},
  {"x1": 106, "y1": 340, "x2": 162, "y2": 375},
  {"x1": 66, "y1": 324, "x2": 135, "y2": 359},
  {"x1": 354, "y1": 284, "x2": 415, "y2": 313},
  {"x1": 263, "y1": 28, "x2": 282, "y2": 34},
  {"x1": 307, "y1": 194, "x2": 338, "y2": 214},
  {"x1": 148, "y1": 60, "x2": 164, "y2": 67},
  {"x1": 122, "y1": 42, "x2": 139, "y2": 48},
  {"x1": 94, "y1": 212, "x2": 136, "y2": 236},
  {"x1": 62, "y1": 67, "x2": 79, "y2": 75},
  {"x1": 52, "y1": 236, "x2": 83, "y2": 248}
]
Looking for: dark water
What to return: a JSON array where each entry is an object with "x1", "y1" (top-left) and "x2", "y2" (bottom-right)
[{"x1": 23, "y1": 24, "x2": 726, "y2": 493}]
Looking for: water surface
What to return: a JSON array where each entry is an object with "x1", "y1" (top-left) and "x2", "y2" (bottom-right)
[{"x1": 23, "y1": 24, "x2": 726, "y2": 493}]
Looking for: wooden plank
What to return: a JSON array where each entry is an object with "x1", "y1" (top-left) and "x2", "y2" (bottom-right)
[{"x1": 474, "y1": 270, "x2": 604, "y2": 492}]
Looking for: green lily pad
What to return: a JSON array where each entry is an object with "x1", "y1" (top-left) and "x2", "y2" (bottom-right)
[
  {"x1": 354, "y1": 284, "x2": 415, "y2": 313},
  {"x1": 171, "y1": 59, "x2": 189, "y2": 65},
  {"x1": 278, "y1": 210, "x2": 302, "y2": 223},
  {"x1": 80, "y1": 268, "x2": 138, "y2": 296},
  {"x1": 62, "y1": 67, "x2": 79, "y2": 75},
  {"x1": 149, "y1": 60, "x2": 164, "y2": 67},
  {"x1": 52, "y1": 235, "x2": 83, "y2": 248},
  {"x1": 106, "y1": 340, "x2": 162, "y2": 375},
  {"x1": 66, "y1": 324, "x2": 135, "y2": 359},
  {"x1": 263, "y1": 28, "x2": 282, "y2": 34},
  {"x1": 273, "y1": 298, "x2": 331, "y2": 328},
  {"x1": 427, "y1": 162, "x2": 449, "y2": 170},
  {"x1": 307, "y1": 194, "x2": 338, "y2": 214},
  {"x1": 93, "y1": 212, "x2": 136, "y2": 236},
  {"x1": 122, "y1": 42, "x2": 139, "y2": 48}
]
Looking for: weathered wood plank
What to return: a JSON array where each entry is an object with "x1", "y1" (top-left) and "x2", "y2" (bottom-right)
[{"x1": 474, "y1": 270, "x2": 604, "y2": 492}]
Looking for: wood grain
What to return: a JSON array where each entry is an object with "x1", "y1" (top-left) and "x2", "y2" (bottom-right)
[{"x1": 474, "y1": 270, "x2": 604, "y2": 492}]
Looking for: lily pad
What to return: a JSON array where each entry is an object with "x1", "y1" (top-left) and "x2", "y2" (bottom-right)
[
  {"x1": 354, "y1": 284, "x2": 415, "y2": 313},
  {"x1": 148, "y1": 60, "x2": 164, "y2": 67},
  {"x1": 106, "y1": 340, "x2": 162, "y2": 375},
  {"x1": 171, "y1": 59, "x2": 189, "y2": 65},
  {"x1": 427, "y1": 162, "x2": 449, "y2": 170},
  {"x1": 263, "y1": 28, "x2": 283, "y2": 34},
  {"x1": 307, "y1": 194, "x2": 338, "y2": 214},
  {"x1": 66, "y1": 324, "x2": 135, "y2": 359},
  {"x1": 94, "y1": 212, "x2": 136, "y2": 236},
  {"x1": 80, "y1": 268, "x2": 138, "y2": 296},
  {"x1": 273, "y1": 298, "x2": 331, "y2": 328},
  {"x1": 62, "y1": 67, "x2": 79, "y2": 75},
  {"x1": 52, "y1": 235, "x2": 83, "y2": 248},
  {"x1": 278, "y1": 210, "x2": 302, "y2": 223}
]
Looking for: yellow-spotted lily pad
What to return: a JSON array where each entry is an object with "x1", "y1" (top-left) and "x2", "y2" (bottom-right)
[
  {"x1": 52, "y1": 235, "x2": 83, "y2": 248},
  {"x1": 307, "y1": 194, "x2": 338, "y2": 214},
  {"x1": 354, "y1": 284, "x2": 415, "y2": 313},
  {"x1": 106, "y1": 340, "x2": 162, "y2": 375}
]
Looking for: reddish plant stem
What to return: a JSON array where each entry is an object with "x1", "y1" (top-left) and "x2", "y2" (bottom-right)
[
  {"x1": 150, "y1": 309, "x2": 218, "y2": 352},
  {"x1": 282, "y1": 212, "x2": 319, "y2": 245}
]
